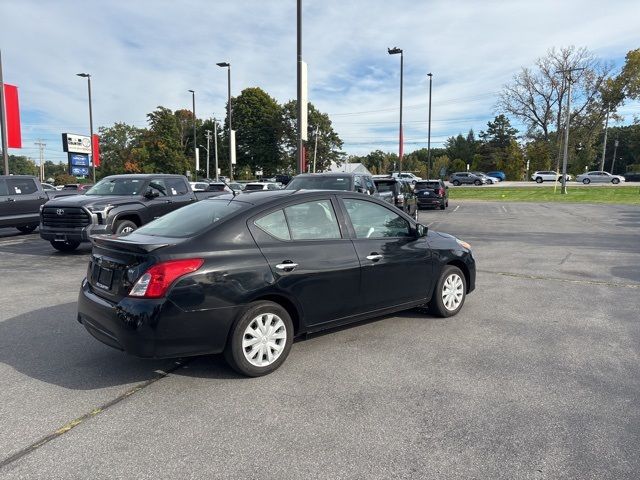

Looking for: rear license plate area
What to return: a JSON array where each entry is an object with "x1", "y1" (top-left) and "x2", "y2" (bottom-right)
[{"x1": 96, "y1": 267, "x2": 113, "y2": 290}]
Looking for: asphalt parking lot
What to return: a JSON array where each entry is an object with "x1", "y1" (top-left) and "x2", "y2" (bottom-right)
[{"x1": 1, "y1": 200, "x2": 639, "y2": 479}]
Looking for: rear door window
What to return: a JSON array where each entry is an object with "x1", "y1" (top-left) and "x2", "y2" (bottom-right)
[
  {"x1": 6, "y1": 178, "x2": 38, "y2": 195},
  {"x1": 0, "y1": 179, "x2": 8, "y2": 196},
  {"x1": 148, "y1": 179, "x2": 168, "y2": 196},
  {"x1": 284, "y1": 200, "x2": 341, "y2": 240},
  {"x1": 343, "y1": 199, "x2": 410, "y2": 238},
  {"x1": 255, "y1": 210, "x2": 290, "y2": 241},
  {"x1": 165, "y1": 178, "x2": 189, "y2": 196}
]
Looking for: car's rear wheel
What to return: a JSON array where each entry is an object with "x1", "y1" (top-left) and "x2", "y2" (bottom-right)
[
  {"x1": 583, "y1": 178, "x2": 590, "y2": 184},
  {"x1": 452, "y1": 180, "x2": 460, "y2": 186},
  {"x1": 474, "y1": 180, "x2": 482, "y2": 186},
  {"x1": 224, "y1": 301, "x2": 293, "y2": 377},
  {"x1": 612, "y1": 178, "x2": 620, "y2": 184},
  {"x1": 429, "y1": 265, "x2": 467, "y2": 318},
  {"x1": 16, "y1": 225, "x2": 37, "y2": 234},
  {"x1": 536, "y1": 177, "x2": 543, "y2": 183},
  {"x1": 50, "y1": 240, "x2": 80, "y2": 252}
]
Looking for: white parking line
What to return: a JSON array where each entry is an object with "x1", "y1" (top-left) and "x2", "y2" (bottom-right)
[
  {"x1": 501, "y1": 205, "x2": 507, "y2": 213},
  {"x1": 453, "y1": 205, "x2": 460, "y2": 212}
]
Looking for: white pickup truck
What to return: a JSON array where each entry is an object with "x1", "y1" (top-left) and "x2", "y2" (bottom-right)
[{"x1": 392, "y1": 172, "x2": 422, "y2": 184}]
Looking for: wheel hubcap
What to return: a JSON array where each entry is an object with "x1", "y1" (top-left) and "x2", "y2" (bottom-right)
[
  {"x1": 242, "y1": 313, "x2": 287, "y2": 367},
  {"x1": 441, "y1": 273, "x2": 464, "y2": 311},
  {"x1": 121, "y1": 226, "x2": 134, "y2": 234}
]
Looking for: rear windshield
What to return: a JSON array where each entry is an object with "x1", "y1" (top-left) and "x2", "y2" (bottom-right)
[
  {"x1": 135, "y1": 199, "x2": 247, "y2": 238},
  {"x1": 86, "y1": 178, "x2": 144, "y2": 196},
  {"x1": 286, "y1": 176, "x2": 353, "y2": 191},
  {"x1": 207, "y1": 184, "x2": 227, "y2": 192},
  {"x1": 375, "y1": 181, "x2": 395, "y2": 192},
  {"x1": 415, "y1": 182, "x2": 441, "y2": 190},
  {"x1": 244, "y1": 184, "x2": 265, "y2": 191}
]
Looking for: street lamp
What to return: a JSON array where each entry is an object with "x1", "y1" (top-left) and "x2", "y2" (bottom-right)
[
  {"x1": 427, "y1": 73, "x2": 433, "y2": 179},
  {"x1": 188, "y1": 89, "x2": 197, "y2": 179},
  {"x1": 388, "y1": 47, "x2": 403, "y2": 175},
  {"x1": 76, "y1": 73, "x2": 95, "y2": 183},
  {"x1": 216, "y1": 61, "x2": 233, "y2": 181}
]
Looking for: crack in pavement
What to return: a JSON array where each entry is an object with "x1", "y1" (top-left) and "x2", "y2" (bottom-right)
[
  {"x1": 479, "y1": 269, "x2": 640, "y2": 289},
  {"x1": 0, "y1": 359, "x2": 189, "y2": 471}
]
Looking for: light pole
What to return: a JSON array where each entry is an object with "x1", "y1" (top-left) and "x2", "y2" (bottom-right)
[
  {"x1": 203, "y1": 129, "x2": 212, "y2": 180},
  {"x1": 610, "y1": 138, "x2": 619, "y2": 173},
  {"x1": 1, "y1": 49, "x2": 9, "y2": 174},
  {"x1": 199, "y1": 142, "x2": 209, "y2": 179},
  {"x1": 557, "y1": 67, "x2": 584, "y2": 194},
  {"x1": 216, "y1": 62, "x2": 233, "y2": 181},
  {"x1": 427, "y1": 72, "x2": 433, "y2": 179},
  {"x1": 213, "y1": 118, "x2": 219, "y2": 181},
  {"x1": 600, "y1": 105, "x2": 609, "y2": 171},
  {"x1": 188, "y1": 89, "x2": 197, "y2": 179},
  {"x1": 76, "y1": 73, "x2": 95, "y2": 183},
  {"x1": 388, "y1": 47, "x2": 403, "y2": 174},
  {"x1": 312, "y1": 125, "x2": 320, "y2": 173},
  {"x1": 297, "y1": 0, "x2": 304, "y2": 175}
]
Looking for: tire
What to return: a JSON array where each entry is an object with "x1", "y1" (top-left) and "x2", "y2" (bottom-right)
[
  {"x1": 474, "y1": 180, "x2": 482, "y2": 186},
  {"x1": 446, "y1": 201, "x2": 449, "y2": 207},
  {"x1": 16, "y1": 225, "x2": 37, "y2": 234},
  {"x1": 440, "y1": 203, "x2": 445, "y2": 210},
  {"x1": 114, "y1": 219, "x2": 137, "y2": 235},
  {"x1": 50, "y1": 240, "x2": 80, "y2": 252},
  {"x1": 429, "y1": 265, "x2": 467, "y2": 318},
  {"x1": 612, "y1": 178, "x2": 620, "y2": 184},
  {"x1": 535, "y1": 177, "x2": 543, "y2": 183},
  {"x1": 224, "y1": 301, "x2": 294, "y2": 377},
  {"x1": 583, "y1": 178, "x2": 590, "y2": 184},
  {"x1": 452, "y1": 180, "x2": 460, "y2": 186}
]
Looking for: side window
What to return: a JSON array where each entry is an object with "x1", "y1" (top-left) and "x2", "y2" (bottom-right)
[
  {"x1": 284, "y1": 200, "x2": 341, "y2": 240},
  {"x1": 0, "y1": 179, "x2": 7, "y2": 196},
  {"x1": 364, "y1": 176, "x2": 376, "y2": 195},
  {"x1": 165, "y1": 178, "x2": 189, "y2": 196},
  {"x1": 6, "y1": 178, "x2": 38, "y2": 195},
  {"x1": 354, "y1": 176, "x2": 363, "y2": 192},
  {"x1": 344, "y1": 199, "x2": 410, "y2": 239},
  {"x1": 148, "y1": 179, "x2": 168, "y2": 196},
  {"x1": 255, "y1": 210, "x2": 290, "y2": 241}
]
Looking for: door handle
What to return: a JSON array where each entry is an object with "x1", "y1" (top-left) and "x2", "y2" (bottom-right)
[
  {"x1": 275, "y1": 262, "x2": 298, "y2": 272},
  {"x1": 7, "y1": 198, "x2": 15, "y2": 202},
  {"x1": 164, "y1": 199, "x2": 172, "y2": 203},
  {"x1": 366, "y1": 253, "x2": 383, "y2": 262}
]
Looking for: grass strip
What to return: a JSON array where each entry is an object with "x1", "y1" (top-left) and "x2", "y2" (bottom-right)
[{"x1": 448, "y1": 186, "x2": 640, "y2": 204}]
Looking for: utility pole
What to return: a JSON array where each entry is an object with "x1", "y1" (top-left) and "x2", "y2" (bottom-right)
[
  {"x1": 188, "y1": 90, "x2": 197, "y2": 180},
  {"x1": 296, "y1": 0, "x2": 304, "y2": 174},
  {"x1": 34, "y1": 139, "x2": 46, "y2": 181},
  {"x1": 312, "y1": 126, "x2": 319, "y2": 173},
  {"x1": 427, "y1": 73, "x2": 433, "y2": 179},
  {"x1": 600, "y1": 106, "x2": 609, "y2": 171},
  {"x1": 610, "y1": 138, "x2": 619, "y2": 173},
  {"x1": 204, "y1": 129, "x2": 212, "y2": 179},
  {"x1": 557, "y1": 67, "x2": 584, "y2": 194},
  {"x1": 213, "y1": 118, "x2": 219, "y2": 182},
  {"x1": 1, "y1": 50, "x2": 10, "y2": 175}
]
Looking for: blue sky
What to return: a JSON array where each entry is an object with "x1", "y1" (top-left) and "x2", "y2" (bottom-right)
[{"x1": 1, "y1": 0, "x2": 639, "y2": 164}]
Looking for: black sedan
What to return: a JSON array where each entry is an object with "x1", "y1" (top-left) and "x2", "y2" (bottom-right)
[{"x1": 78, "y1": 190, "x2": 476, "y2": 376}]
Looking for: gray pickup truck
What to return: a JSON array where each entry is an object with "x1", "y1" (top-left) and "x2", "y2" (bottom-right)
[
  {"x1": 0, "y1": 175, "x2": 75, "y2": 234},
  {"x1": 40, "y1": 174, "x2": 197, "y2": 251}
]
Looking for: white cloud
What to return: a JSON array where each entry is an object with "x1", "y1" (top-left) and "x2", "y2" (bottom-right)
[{"x1": 1, "y1": 0, "x2": 638, "y2": 161}]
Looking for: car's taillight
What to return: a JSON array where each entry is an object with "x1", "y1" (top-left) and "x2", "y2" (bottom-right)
[
  {"x1": 129, "y1": 258, "x2": 204, "y2": 298},
  {"x1": 438, "y1": 188, "x2": 445, "y2": 196}
]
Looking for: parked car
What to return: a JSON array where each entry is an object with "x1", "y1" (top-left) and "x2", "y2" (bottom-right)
[
  {"x1": 576, "y1": 171, "x2": 625, "y2": 184},
  {"x1": 414, "y1": 180, "x2": 449, "y2": 210},
  {"x1": 486, "y1": 171, "x2": 506, "y2": 181},
  {"x1": 41, "y1": 183, "x2": 56, "y2": 191},
  {"x1": 623, "y1": 172, "x2": 640, "y2": 182},
  {"x1": 449, "y1": 172, "x2": 486, "y2": 186},
  {"x1": 62, "y1": 183, "x2": 93, "y2": 192},
  {"x1": 78, "y1": 190, "x2": 476, "y2": 376},
  {"x1": 39, "y1": 174, "x2": 196, "y2": 252},
  {"x1": 243, "y1": 182, "x2": 281, "y2": 191},
  {"x1": 373, "y1": 177, "x2": 418, "y2": 219},
  {"x1": 286, "y1": 172, "x2": 379, "y2": 197},
  {"x1": 0, "y1": 175, "x2": 77, "y2": 234},
  {"x1": 531, "y1": 171, "x2": 572, "y2": 183},
  {"x1": 391, "y1": 172, "x2": 422, "y2": 185},
  {"x1": 189, "y1": 181, "x2": 209, "y2": 192},
  {"x1": 471, "y1": 172, "x2": 500, "y2": 185}
]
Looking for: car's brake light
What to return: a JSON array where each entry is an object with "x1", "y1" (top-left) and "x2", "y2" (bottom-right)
[{"x1": 129, "y1": 258, "x2": 204, "y2": 298}]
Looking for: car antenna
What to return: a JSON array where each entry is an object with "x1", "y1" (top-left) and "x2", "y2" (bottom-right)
[{"x1": 219, "y1": 178, "x2": 238, "y2": 197}]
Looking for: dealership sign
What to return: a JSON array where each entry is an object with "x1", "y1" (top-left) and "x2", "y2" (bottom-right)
[{"x1": 62, "y1": 133, "x2": 91, "y2": 154}]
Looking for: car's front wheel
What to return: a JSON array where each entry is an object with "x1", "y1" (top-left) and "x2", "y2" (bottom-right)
[
  {"x1": 50, "y1": 240, "x2": 80, "y2": 252},
  {"x1": 452, "y1": 180, "x2": 460, "y2": 186},
  {"x1": 583, "y1": 178, "x2": 590, "y2": 184},
  {"x1": 612, "y1": 178, "x2": 620, "y2": 184},
  {"x1": 536, "y1": 177, "x2": 543, "y2": 183},
  {"x1": 114, "y1": 220, "x2": 137, "y2": 235},
  {"x1": 474, "y1": 180, "x2": 482, "y2": 186},
  {"x1": 16, "y1": 225, "x2": 37, "y2": 234},
  {"x1": 429, "y1": 265, "x2": 467, "y2": 317},
  {"x1": 225, "y1": 301, "x2": 293, "y2": 377}
]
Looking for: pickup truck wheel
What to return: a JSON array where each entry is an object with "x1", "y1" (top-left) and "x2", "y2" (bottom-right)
[
  {"x1": 115, "y1": 220, "x2": 137, "y2": 235},
  {"x1": 50, "y1": 240, "x2": 80, "y2": 252},
  {"x1": 429, "y1": 265, "x2": 467, "y2": 318},
  {"x1": 17, "y1": 225, "x2": 37, "y2": 234},
  {"x1": 224, "y1": 301, "x2": 293, "y2": 377}
]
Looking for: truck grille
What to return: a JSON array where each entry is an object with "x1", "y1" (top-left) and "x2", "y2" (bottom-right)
[{"x1": 42, "y1": 206, "x2": 91, "y2": 228}]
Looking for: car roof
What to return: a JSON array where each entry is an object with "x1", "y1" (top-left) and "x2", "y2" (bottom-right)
[
  {"x1": 104, "y1": 174, "x2": 186, "y2": 179},
  {"x1": 211, "y1": 188, "x2": 383, "y2": 206},
  {"x1": 293, "y1": 172, "x2": 359, "y2": 178}
]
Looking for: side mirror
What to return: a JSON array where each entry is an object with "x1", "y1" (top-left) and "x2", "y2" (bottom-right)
[
  {"x1": 356, "y1": 187, "x2": 366, "y2": 194},
  {"x1": 415, "y1": 223, "x2": 428, "y2": 238},
  {"x1": 144, "y1": 188, "x2": 159, "y2": 199}
]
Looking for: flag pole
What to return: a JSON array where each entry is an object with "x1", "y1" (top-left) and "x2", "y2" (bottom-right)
[{"x1": 0, "y1": 49, "x2": 9, "y2": 174}]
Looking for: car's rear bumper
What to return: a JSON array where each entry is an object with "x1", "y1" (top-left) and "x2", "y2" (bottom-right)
[
  {"x1": 417, "y1": 197, "x2": 445, "y2": 208},
  {"x1": 77, "y1": 280, "x2": 241, "y2": 358}
]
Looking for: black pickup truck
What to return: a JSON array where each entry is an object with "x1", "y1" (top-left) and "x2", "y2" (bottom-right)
[
  {"x1": 0, "y1": 175, "x2": 76, "y2": 234},
  {"x1": 40, "y1": 174, "x2": 196, "y2": 251}
]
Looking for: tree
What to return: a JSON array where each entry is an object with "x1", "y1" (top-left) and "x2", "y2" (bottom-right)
[
  {"x1": 445, "y1": 129, "x2": 477, "y2": 166},
  {"x1": 97, "y1": 122, "x2": 145, "y2": 177},
  {"x1": 479, "y1": 115, "x2": 518, "y2": 148},
  {"x1": 230, "y1": 88, "x2": 282, "y2": 176},
  {"x1": 0, "y1": 155, "x2": 38, "y2": 176},
  {"x1": 281, "y1": 100, "x2": 345, "y2": 172},
  {"x1": 143, "y1": 107, "x2": 191, "y2": 175},
  {"x1": 54, "y1": 173, "x2": 77, "y2": 186}
]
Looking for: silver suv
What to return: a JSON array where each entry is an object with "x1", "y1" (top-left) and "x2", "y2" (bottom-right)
[{"x1": 449, "y1": 172, "x2": 486, "y2": 186}]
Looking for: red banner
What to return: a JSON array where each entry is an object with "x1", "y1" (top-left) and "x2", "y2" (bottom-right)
[
  {"x1": 3, "y1": 84, "x2": 21, "y2": 148},
  {"x1": 92, "y1": 134, "x2": 100, "y2": 167}
]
